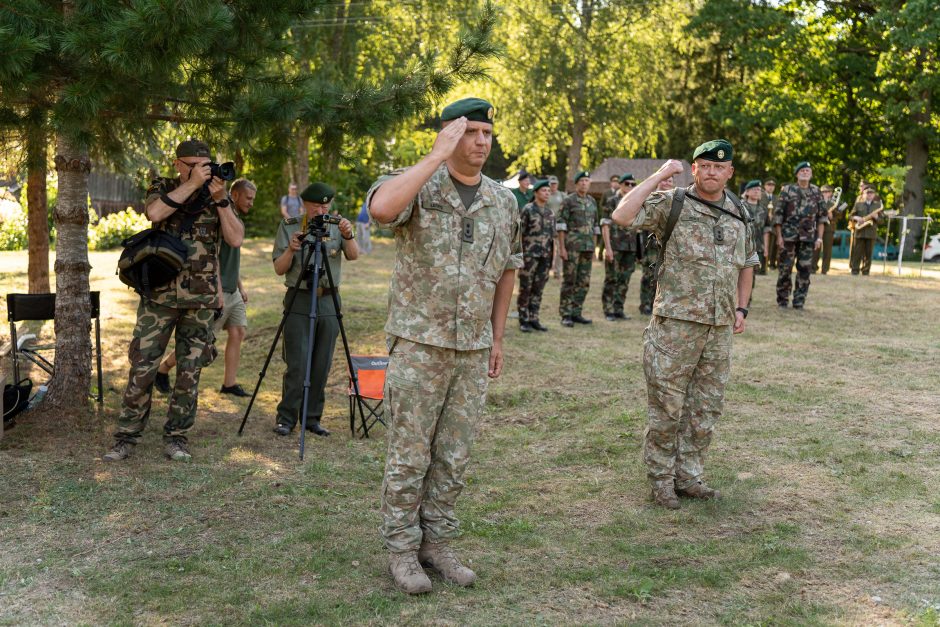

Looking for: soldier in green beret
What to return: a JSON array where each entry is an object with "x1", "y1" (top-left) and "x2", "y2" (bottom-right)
[
  {"x1": 601, "y1": 173, "x2": 638, "y2": 320},
  {"x1": 367, "y1": 97, "x2": 522, "y2": 594},
  {"x1": 271, "y1": 182, "x2": 358, "y2": 437},
  {"x1": 774, "y1": 162, "x2": 828, "y2": 308},
  {"x1": 557, "y1": 170, "x2": 599, "y2": 326},
  {"x1": 103, "y1": 139, "x2": 245, "y2": 462},
  {"x1": 743, "y1": 179, "x2": 771, "y2": 303},
  {"x1": 517, "y1": 179, "x2": 555, "y2": 331},
  {"x1": 612, "y1": 139, "x2": 758, "y2": 509}
]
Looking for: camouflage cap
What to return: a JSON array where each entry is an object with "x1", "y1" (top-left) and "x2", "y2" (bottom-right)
[
  {"x1": 531, "y1": 179, "x2": 550, "y2": 192},
  {"x1": 692, "y1": 139, "x2": 733, "y2": 162},
  {"x1": 745, "y1": 179, "x2": 762, "y2": 191},
  {"x1": 794, "y1": 161, "x2": 811, "y2": 175},
  {"x1": 574, "y1": 170, "x2": 590, "y2": 183},
  {"x1": 619, "y1": 173, "x2": 635, "y2": 184},
  {"x1": 441, "y1": 97, "x2": 495, "y2": 124},
  {"x1": 301, "y1": 182, "x2": 335, "y2": 203},
  {"x1": 176, "y1": 139, "x2": 211, "y2": 158}
]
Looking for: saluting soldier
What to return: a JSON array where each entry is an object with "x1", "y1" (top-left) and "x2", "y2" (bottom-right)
[
  {"x1": 849, "y1": 185, "x2": 884, "y2": 275},
  {"x1": 367, "y1": 98, "x2": 522, "y2": 595},
  {"x1": 601, "y1": 173, "x2": 638, "y2": 321},
  {"x1": 271, "y1": 182, "x2": 359, "y2": 437},
  {"x1": 557, "y1": 171, "x2": 599, "y2": 327},
  {"x1": 103, "y1": 139, "x2": 245, "y2": 462},
  {"x1": 612, "y1": 140, "x2": 758, "y2": 509},
  {"x1": 517, "y1": 179, "x2": 555, "y2": 332},
  {"x1": 774, "y1": 162, "x2": 828, "y2": 309}
]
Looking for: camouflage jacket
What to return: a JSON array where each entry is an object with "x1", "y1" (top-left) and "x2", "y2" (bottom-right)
[
  {"x1": 774, "y1": 183, "x2": 829, "y2": 242},
  {"x1": 849, "y1": 199, "x2": 883, "y2": 240},
  {"x1": 744, "y1": 200, "x2": 772, "y2": 255},
  {"x1": 146, "y1": 177, "x2": 221, "y2": 309},
  {"x1": 520, "y1": 200, "x2": 555, "y2": 259},
  {"x1": 602, "y1": 192, "x2": 637, "y2": 252},
  {"x1": 631, "y1": 186, "x2": 759, "y2": 325},
  {"x1": 556, "y1": 192, "x2": 599, "y2": 252},
  {"x1": 272, "y1": 218, "x2": 344, "y2": 289},
  {"x1": 367, "y1": 163, "x2": 523, "y2": 350}
]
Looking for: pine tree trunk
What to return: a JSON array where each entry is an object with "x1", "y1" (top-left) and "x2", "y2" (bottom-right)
[
  {"x1": 566, "y1": 119, "x2": 585, "y2": 190},
  {"x1": 26, "y1": 120, "x2": 50, "y2": 293},
  {"x1": 294, "y1": 126, "x2": 310, "y2": 188},
  {"x1": 44, "y1": 132, "x2": 92, "y2": 410}
]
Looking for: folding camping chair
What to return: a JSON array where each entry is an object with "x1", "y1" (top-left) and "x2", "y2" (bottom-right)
[
  {"x1": 7, "y1": 292, "x2": 104, "y2": 403},
  {"x1": 348, "y1": 355, "x2": 388, "y2": 438}
]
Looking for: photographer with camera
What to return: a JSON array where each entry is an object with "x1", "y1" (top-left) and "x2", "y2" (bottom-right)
[
  {"x1": 104, "y1": 139, "x2": 244, "y2": 462},
  {"x1": 271, "y1": 182, "x2": 358, "y2": 437}
]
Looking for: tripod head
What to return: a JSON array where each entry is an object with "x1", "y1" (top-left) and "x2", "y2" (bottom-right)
[{"x1": 302, "y1": 213, "x2": 343, "y2": 241}]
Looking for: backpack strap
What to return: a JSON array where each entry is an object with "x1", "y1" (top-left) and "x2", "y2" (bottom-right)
[{"x1": 657, "y1": 187, "x2": 686, "y2": 270}]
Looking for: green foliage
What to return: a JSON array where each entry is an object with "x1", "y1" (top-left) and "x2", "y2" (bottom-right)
[
  {"x1": 0, "y1": 204, "x2": 28, "y2": 250},
  {"x1": 87, "y1": 208, "x2": 151, "y2": 251}
]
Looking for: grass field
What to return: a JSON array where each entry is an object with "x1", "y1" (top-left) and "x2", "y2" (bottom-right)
[{"x1": 2, "y1": 239, "x2": 939, "y2": 626}]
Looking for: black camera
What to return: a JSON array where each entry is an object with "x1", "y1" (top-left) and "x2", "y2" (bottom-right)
[
  {"x1": 209, "y1": 161, "x2": 236, "y2": 181},
  {"x1": 311, "y1": 214, "x2": 343, "y2": 228}
]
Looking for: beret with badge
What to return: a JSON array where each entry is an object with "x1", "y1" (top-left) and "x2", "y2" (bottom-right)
[
  {"x1": 531, "y1": 179, "x2": 550, "y2": 192},
  {"x1": 692, "y1": 139, "x2": 733, "y2": 162},
  {"x1": 441, "y1": 97, "x2": 496, "y2": 125},
  {"x1": 794, "y1": 161, "x2": 811, "y2": 175},
  {"x1": 745, "y1": 179, "x2": 762, "y2": 191},
  {"x1": 574, "y1": 170, "x2": 590, "y2": 183},
  {"x1": 619, "y1": 173, "x2": 635, "y2": 184},
  {"x1": 301, "y1": 182, "x2": 335, "y2": 204}
]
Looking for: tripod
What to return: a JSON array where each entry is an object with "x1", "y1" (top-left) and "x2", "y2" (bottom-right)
[{"x1": 237, "y1": 223, "x2": 368, "y2": 459}]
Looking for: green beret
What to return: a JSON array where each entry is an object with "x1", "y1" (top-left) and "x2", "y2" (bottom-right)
[
  {"x1": 794, "y1": 161, "x2": 811, "y2": 175},
  {"x1": 619, "y1": 173, "x2": 635, "y2": 184},
  {"x1": 532, "y1": 179, "x2": 550, "y2": 192},
  {"x1": 441, "y1": 97, "x2": 495, "y2": 124},
  {"x1": 574, "y1": 171, "x2": 590, "y2": 183},
  {"x1": 176, "y1": 139, "x2": 211, "y2": 158},
  {"x1": 745, "y1": 179, "x2": 761, "y2": 191},
  {"x1": 692, "y1": 139, "x2": 733, "y2": 162},
  {"x1": 300, "y1": 182, "x2": 335, "y2": 204}
]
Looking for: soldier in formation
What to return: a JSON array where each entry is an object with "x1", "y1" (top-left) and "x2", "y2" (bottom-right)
[
  {"x1": 557, "y1": 171, "x2": 599, "y2": 327},
  {"x1": 367, "y1": 98, "x2": 521, "y2": 594},
  {"x1": 546, "y1": 175, "x2": 566, "y2": 278},
  {"x1": 742, "y1": 179, "x2": 771, "y2": 303},
  {"x1": 849, "y1": 185, "x2": 884, "y2": 275},
  {"x1": 517, "y1": 179, "x2": 555, "y2": 332},
  {"x1": 812, "y1": 184, "x2": 843, "y2": 274},
  {"x1": 774, "y1": 162, "x2": 828, "y2": 309},
  {"x1": 103, "y1": 139, "x2": 245, "y2": 462},
  {"x1": 601, "y1": 173, "x2": 638, "y2": 321},
  {"x1": 612, "y1": 139, "x2": 758, "y2": 509}
]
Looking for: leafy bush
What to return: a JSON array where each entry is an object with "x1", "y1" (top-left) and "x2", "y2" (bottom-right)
[
  {"x1": 0, "y1": 205, "x2": 28, "y2": 250},
  {"x1": 88, "y1": 208, "x2": 151, "y2": 250}
]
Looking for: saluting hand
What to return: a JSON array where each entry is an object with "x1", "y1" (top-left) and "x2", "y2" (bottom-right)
[
  {"x1": 429, "y1": 116, "x2": 467, "y2": 162},
  {"x1": 659, "y1": 159, "x2": 685, "y2": 179}
]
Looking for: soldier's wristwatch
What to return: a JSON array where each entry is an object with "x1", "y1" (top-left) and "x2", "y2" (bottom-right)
[
  {"x1": 736, "y1": 306, "x2": 749, "y2": 319},
  {"x1": 215, "y1": 198, "x2": 230, "y2": 208}
]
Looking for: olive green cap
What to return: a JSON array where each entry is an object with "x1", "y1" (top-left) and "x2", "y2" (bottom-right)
[
  {"x1": 441, "y1": 97, "x2": 495, "y2": 124},
  {"x1": 532, "y1": 179, "x2": 550, "y2": 192},
  {"x1": 176, "y1": 139, "x2": 211, "y2": 158},
  {"x1": 692, "y1": 139, "x2": 733, "y2": 162},
  {"x1": 745, "y1": 179, "x2": 761, "y2": 191},
  {"x1": 301, "y1": 182, "x2": 335, "y2": 204},
  {"x1": 574, "y1": 170, "x2": 590, "y2": 183},
  {"x1": 619, "y1": 173, "x2": 635, "y2": 184},
  {"x1": 794, "y1": 161, "x2": 811, "y2": 175}
]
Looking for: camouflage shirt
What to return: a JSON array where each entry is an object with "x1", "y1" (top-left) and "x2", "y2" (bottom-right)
[
  {"x1": 272, "y1": 217, "x2": 344, "y2": 289},
  {"x1": 630, "y1": 186, "x2": 760, "y2": 326},
  {"x1": 520, "y1": 200, "x2": 555, "y2": 259},
  {"x1": 744, "y1": 200, "x2": 772, "y2": 255},
  {"x1": 602, "y1": 192, "x2": 637, "y2": 252},
  {"x1": 774, "y1": 183, "x2": 829, "y2": 242},
  {"x1": 849, "y1": 199, "x2": 883, "y2": 240},
  {"x1": 367, "y1": 163, "x2": 523, "y2": 351},
  {"x1": 556, "y1": 192, "x2": 599, "y2": 252},
  {"x1": 145, "y1": 177, "x2": 221, "y2": 309}
]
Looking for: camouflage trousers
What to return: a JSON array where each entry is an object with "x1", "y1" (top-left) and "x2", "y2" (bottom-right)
[
  {"x1": 559, "y1": 250, "x2": 594, "y2": 317},
  {"x1": 602, "y1": 250, "x2": 637, "y2": 315},
  {"x1": 116, "y1": 300, "x2": 217, "y2": 444},
  {"x1": 640, "y1": 249, "x2": 657, "y2": 311},
  {"x1": 776, "y1": 240, "x2": 814, "y2": 307},
  {"x1": 380, "y1": 337, "x2": 489, "y2": 553},
  {"x1": 643, "y1": 316, "x2": 732, "y2": 489},
  {"x1": 517, "y1": 255, "x2": 552, "y2": 322}
]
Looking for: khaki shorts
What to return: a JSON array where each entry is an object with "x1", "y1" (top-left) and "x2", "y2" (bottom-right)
[{"x1": 217, "y1": 290, "x2": 248, "y2": 330}]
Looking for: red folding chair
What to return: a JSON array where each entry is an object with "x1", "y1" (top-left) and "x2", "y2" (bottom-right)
[{"x1": 348, "y1": 355, "x2": 388, "y2": 438}]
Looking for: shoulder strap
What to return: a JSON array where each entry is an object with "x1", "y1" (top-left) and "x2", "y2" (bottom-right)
[
  {"x1": 657, "y1": 188, "x2": 686, "y2": 269},
  {"x1": 725, "y1": 190, "x2": 751, "y2": 222}
]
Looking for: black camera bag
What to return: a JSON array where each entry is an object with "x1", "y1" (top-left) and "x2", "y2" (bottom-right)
[
  {"x1": 3, "y1": 378, "x2": 32, "y2": 426},
  {"x1": 117, "y1": 209, "x2": 203, "y2": 297}
]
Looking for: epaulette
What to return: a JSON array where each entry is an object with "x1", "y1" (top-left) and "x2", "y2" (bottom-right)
[{"x1": 284, "y1": 216, "x2": 300, "y2": 225}]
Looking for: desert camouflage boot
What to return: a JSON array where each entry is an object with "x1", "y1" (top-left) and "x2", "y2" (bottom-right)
[
  {"x1": 164, "y1": 437, "x2": 192, "y2": 462},
  {"x1": 418, "y1": 541, "x2": 477, "y2": 587},
  {"x1": 389, "y1": 551, "x2": 432, "y2": 595},
  {"x1": 650, "y1": 481, "x2": 680, "y2": 510},
  {"x1": 102, "y1": 440, "x2": 135, "y2": 462},
  {"x1": 677, "y1": 481, "x2": 721, "y2": 500}
]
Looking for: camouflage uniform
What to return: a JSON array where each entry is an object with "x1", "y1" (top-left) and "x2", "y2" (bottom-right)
[
  {"x1": 115, "y1": 177, "x2": 221, "y2": 444},
  {"x1": 601, "y1": 191, "x2": 637, "y2": 316},
  {"x1": 630, "y1": 187, "x2": 759, "y2": 490},
  {"x1": 272, "y1": 219, "x2": 346, "y2": 428},
  {"x1": 849, "y1": 199, "x2": 883, "y2": 275},
  {"x1": 639, "y1": 234, "x2": 659, "y2": 314},
  {"x1": 744, "y1": 199, "x2": 772, "y2": 302},
  {"x1": 367, "y1": 163, "x2": 522, "y2": 553},
  {"x1": 556, "y1": 192, "x2": 599, "y2": 317},
  {"x1": 517, "y1": 200, "x2": 555, "y2": 323},
  {"x1": 774, "y1": 183, "x2": 828, "y2": 307}
]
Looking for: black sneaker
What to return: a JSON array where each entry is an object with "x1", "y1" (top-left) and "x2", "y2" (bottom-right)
[
  {"x1": 571, "y1": 315, "x2": 592, "y2": 325},
  {"x1": 561, "y1": 317, "x2": 574, "y2": 327},
  {"x1": 519, "y1": 322, "x2": 533, "y2": 333},
  {"x1": 273, "y1": 423, "x2": 292, "y2": 436},
  {"x1": 220, "y1": 384, "x2": 250, "y2": 398},
  {"x1": 154, "y1": 371, "x2": 170, "y2": 394}
]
